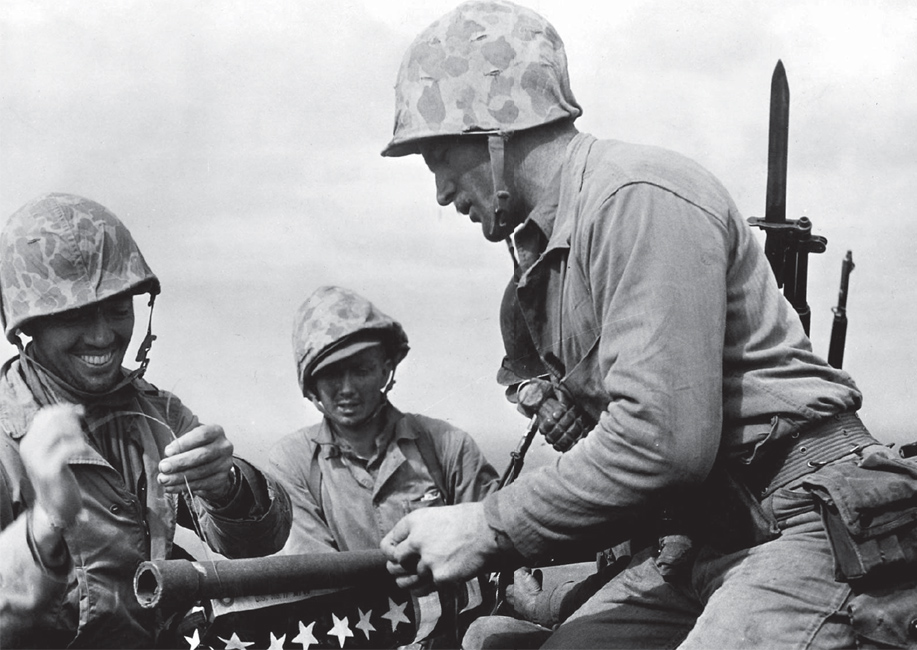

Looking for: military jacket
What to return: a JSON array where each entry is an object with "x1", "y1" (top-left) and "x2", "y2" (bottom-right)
[
  {"x1": 485, "y1": 133, "x2": 862, "y2": 559},
  {"x1": 0, "y1": 358, "x2": 292, "y2": 648}
]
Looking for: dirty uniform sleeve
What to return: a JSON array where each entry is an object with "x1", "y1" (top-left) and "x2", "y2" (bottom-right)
[
  {"x1": 267, "y1": 432, "x2": 340, "y2": 554},
  {"x1": 161, "y1": 393, "x2": 292, "y2": 558},
  {"x1": 194, "y1": 457, "x2": 293, "y2": 557},
  {"x1": 488, "y1": 183, "x2": 729, "y2": 558},
  {"x1": 0, "y1": 449, "x2": 71, "y2": 647}
]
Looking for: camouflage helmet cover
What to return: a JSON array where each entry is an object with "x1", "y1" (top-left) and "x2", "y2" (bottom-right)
[
  {"x1": 293, "y1": 286, "x2": 410, "y2": 398},
  {"x1": 382, "y1": 0, "x2": 583, "y2": 157},
  {"x1": 0, "y1": 193, "x2": 161, "y2": 342}
]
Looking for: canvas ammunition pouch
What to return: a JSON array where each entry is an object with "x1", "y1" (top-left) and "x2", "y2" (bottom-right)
[
  {"x1": 694, "y1": 413, "x2": 877, "y2": 554},
  {"x1": 846, "y1": 575, "x2": 917, "y2": 649},
  {"x1": 651, "y1": 411, "x2": 917, "y2": 644},
  {"x1": 796, "y1": 449, "x2": 917, "y2": 648},
  {"x1": 801, "y1": 448, "x2": 917, "y2": 584},
  {"x1": 655, "y1": 412, "x2": 882, "y2": 580}
]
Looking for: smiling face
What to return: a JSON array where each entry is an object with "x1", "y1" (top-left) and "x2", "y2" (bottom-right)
[
  {"x1": 420, "y1": 137, "x2": 523, "y2": 243},
  {"x1": 27, "y1": 294, "x2": 135, "y2": 393},
  {"x1": 313, "y1": 345, "x2": 393, "y2": 432}
]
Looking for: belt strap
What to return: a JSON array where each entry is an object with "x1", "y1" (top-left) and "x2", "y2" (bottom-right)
[{"x1": 762, "y1": 412, "x2": 877, "y2": 499}]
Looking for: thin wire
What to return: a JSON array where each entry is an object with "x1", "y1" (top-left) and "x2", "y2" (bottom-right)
[
  {"x1": 30, "y1": 346, "x2": 228, "y2": 598},
  {"x1": 87, "y1": 406, "x2": 227, "y2": 594}
]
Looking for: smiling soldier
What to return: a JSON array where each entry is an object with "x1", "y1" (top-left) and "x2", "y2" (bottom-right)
[{"x1": 0, "y1": 193, "x2": 292, "y2": 649}]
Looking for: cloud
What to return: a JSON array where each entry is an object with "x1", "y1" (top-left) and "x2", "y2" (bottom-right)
[{"x1": 2, "y1": 0, "x2": 916, "y2": 469}]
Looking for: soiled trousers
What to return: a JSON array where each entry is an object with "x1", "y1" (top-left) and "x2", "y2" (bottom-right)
[{"x1": 466, "y1": 479, "x2": 857, "y2": 649}]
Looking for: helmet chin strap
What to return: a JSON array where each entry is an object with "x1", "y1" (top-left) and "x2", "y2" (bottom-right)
[
  {"x1": 488, "y1": 133, "x2": 512, "y2": 231},
  {"x1": 134, "y1": 293, "x2": 158, "y2": 373}
]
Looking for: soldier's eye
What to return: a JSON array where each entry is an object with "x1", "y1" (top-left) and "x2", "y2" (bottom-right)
[
  {"x1": 423, "y1": 144, "x2": 450, "y2": 168},
  {"x1": 432, "y1": 146, "x2": 450, "y2": 164},
  {"x1": 103, "y1": 298, "x2": 133, "y2": 319},
  {"x1": 55, "y1": 310, "x2": 84, "y2": 324}
]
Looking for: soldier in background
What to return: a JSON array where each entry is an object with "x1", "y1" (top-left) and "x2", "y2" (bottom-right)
[
  {"x1": 379, "y1": 1, "x2": 917, "y2": 648},
  {"x1": 269, "y1": 285, "x2": 499, "y2": 555},
  {"x1": 0, "y1": 193, "x2": 291, "y2": 648}
]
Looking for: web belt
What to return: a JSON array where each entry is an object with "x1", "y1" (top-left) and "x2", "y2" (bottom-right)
[{"x1": 760, "y1": 411, "x2": 877, "y2": 499}]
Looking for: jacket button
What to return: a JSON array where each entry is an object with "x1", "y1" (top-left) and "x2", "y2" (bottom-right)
[
  {"x1": 909, "y1": 618, "x2": 917, "y2": 639},
  {"x1": 110, "y1": 504, "x2": 121, "y2": 514}
]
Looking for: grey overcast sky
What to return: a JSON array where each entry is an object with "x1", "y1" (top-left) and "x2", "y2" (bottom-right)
[{"x1": 1, "y1": 0, "x2": 915, "y2": 471}]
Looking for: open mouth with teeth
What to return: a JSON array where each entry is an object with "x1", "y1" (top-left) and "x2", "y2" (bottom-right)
[{"x1": 77, "y1": 351, "x2": 115, "y2": 367}]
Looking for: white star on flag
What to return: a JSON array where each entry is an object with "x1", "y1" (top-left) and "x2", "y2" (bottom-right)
[
  {"x1": 328, "y1": 613, "x2": 354, "y2": 648},
  {"x1": 184, "y1": 628, "x2": 201, "y2": 650},
  {"x1": 267, "y1": 632, "x2": 287, "y2": 650},
  {"x1": 381, "y1": 598, "x2": 411, "y2": 632},
  {"x1": 355, "y1": 608, "x2": 376, "y2": 639},
  {"x1": 292, "y1": 621, "x2": 319, "y2": 649},
  {"x1": 218, "y1": 631, "x2": 253, "y2": 649}
]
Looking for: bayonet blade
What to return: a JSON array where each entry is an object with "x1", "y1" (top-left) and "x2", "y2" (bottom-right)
[{"x1": 764, "y1": 60, "x2": 790, "y2": 285}]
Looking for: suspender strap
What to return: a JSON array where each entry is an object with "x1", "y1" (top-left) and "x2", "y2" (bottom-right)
[
  {"x1": 303, "y1": 429, "x2": 325, "y2": 522},
  {"x1": 409, "y1": 418, "x2": 452, "y2": 505}
]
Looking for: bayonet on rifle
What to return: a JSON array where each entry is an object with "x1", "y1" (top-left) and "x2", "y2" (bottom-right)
[
  {"x1": 748, "y1": 60, "x2": 826, "y2": 336},
  {"x1": 765, "y1": 60, "x2": 790, "y2": 287}
]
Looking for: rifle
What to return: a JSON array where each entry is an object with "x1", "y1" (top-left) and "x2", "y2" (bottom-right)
[
  {"x1": 499, "y1": 416, "x2": 539, "y2": 488},
  {"x1": 827, "y1": 251, "x2": 855, "y2": 368},
  {"x1": 747, "y1": 60, "x2": 827, "y2": 336}
]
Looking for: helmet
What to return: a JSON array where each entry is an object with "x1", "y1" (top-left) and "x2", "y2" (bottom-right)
[
  {"x1": 0, "y1": 193, "x2": 161, "y2": 343},
  {"x1": 293, "y1": 286, "x2": 410, "y2": 399},
  {"x1": 382, "y1": 0, "x2": 582, "y2": 157}
]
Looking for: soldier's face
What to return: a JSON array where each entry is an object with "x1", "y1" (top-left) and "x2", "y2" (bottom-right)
[
  {"x1": 313, "y1": 346, "x2": 392, "y2": 431},
  {"x1": 421, "y1": 138, "x2": 522, "y2": 242},
  {"x1": 28, "y1": 295, "x2": 134, "y2": 393}
]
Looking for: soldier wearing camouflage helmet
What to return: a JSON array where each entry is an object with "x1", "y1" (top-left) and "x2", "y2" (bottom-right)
[
  {"x1": 0, "y1": 193, "x2": 291, "y2": 649},
  {"x1": 381, "y1": 0, "x2": 581, "y2": 244},
  {"x1": 269, "y1": 285, "x2": 498, "y2": 556},
  {"x1": 380, "y1": 3, "x2": 907, "y2": 649}
]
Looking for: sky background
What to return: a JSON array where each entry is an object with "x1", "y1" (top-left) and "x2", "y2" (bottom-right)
[{"x1": 1, "y1": 0, "x2": 915, "y2": 475}]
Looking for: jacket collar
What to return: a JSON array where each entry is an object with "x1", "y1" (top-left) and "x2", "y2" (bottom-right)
[
  {"x1": 310, "y1": 402, "x2": 411, "y2": 460},
  {"x1": 0, "y1": 357, "x2": 41, "y2": 440},
  {"x1": 516, "y1": 132, "x2": 597, "y2": 288}
]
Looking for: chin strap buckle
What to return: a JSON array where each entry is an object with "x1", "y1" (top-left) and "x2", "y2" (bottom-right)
[{"x1": 134, "y1": 294, "x2": 158, "y2": 374}]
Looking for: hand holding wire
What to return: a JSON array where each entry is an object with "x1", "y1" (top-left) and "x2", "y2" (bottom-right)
[{"x1": 157, "y1": 424, "x2": 235, "y2": 503}]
